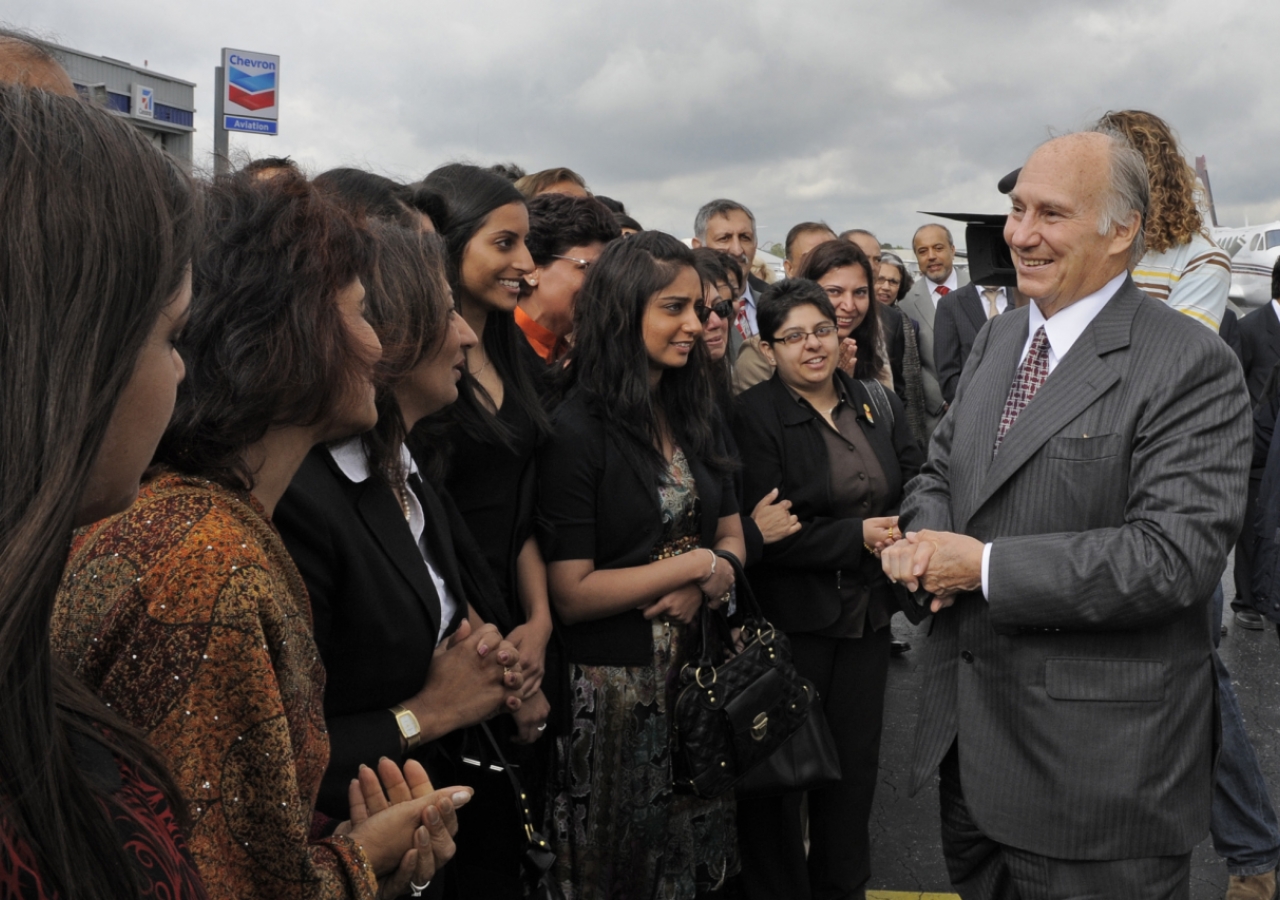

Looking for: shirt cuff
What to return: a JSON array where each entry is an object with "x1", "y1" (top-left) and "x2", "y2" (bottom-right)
[{"x1": 981, "y1": 542, "x2": 993, "y2": 601}]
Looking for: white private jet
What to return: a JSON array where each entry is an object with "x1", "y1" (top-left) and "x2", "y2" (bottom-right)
[{"x1": 1198, "y1": 156, "x2": 1280, "y2": 308}]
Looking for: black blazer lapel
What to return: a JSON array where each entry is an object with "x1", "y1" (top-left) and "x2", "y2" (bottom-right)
[
  {"x1": 409, "y1": 474, "x2": 466, "y2": 634},
  {"x1": 961, "y1": 288, "x2": 988, "y2": 335},
  {"x1": 967, "y1": 287, "x2": 1135, "y2": 519},
  {"x1": 351, "y1": 472, "x2": 443, "y2": 641}
]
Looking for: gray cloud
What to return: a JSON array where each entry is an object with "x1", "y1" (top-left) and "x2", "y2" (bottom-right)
[{"x1": 15, "y1": 0, "x2": 1280, "y2": 246}]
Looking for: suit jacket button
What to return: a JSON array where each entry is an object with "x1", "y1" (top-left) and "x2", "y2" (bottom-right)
[{"x1": 961, "y1": 650, "x2": 974, "y2": 663}]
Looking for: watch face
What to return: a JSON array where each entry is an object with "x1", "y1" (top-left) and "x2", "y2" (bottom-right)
[{"x1": 397, "y1": 711, "x2": 420, "y2": 737}]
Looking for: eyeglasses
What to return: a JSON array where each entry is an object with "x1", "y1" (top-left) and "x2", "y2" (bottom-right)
[
  {"x1": 552, "y1": 254, "x2": 593, "y2": 270},
  {"x1": 768, "y1": 324, "x2": 838, "y2": 346},
  {"x1": 694, "y1": 299, "x2": 737, "y2": 323},
  {"x1": 874, "y1": 275, "x2": 901, "y2": 287}
]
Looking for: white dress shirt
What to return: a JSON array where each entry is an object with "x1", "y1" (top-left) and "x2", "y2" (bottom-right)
[
  {"x1": 928, "y1": 268, "x2": 961, "y2": 308},
  {"x1": 741, "y1": 280, "x2": 761, "y2": 336},
  {"x1": 329, "y1": 437, "x2": 458, "y2": 645},
  {"x1": 1271, "y1": 298, "x2": 1280, "y2": 324},
  {"x1": 979, "y1": 271, "x2": 1127, "y2": 597}
]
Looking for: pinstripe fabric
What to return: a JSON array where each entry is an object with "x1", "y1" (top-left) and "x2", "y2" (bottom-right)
[{"x1": 900, "y1": 278, "x2": 1251, "y2": 860}]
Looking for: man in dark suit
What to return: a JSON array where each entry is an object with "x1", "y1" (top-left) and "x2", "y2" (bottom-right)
[
  {"x1": 1233, "y1": 262, "x2": 1280, "y2": 627},
  {"x1": 692, "y1": 198, "x2": 769, "y2": 337},
  {"x1": 898, "y1": 223, "x2": 970, "y2": 440},
  {"x1": 934, "y1": 283, "x2": 1010, "y2": 404},
  {"x1": 882, "y1": 132, "x2": 1250, "y2": 897}
]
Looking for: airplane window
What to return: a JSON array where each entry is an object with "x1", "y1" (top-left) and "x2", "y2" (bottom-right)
[
  {"x1": 1267, "y1": 230, "x2": 1280, "y2": 250},
  {"x1": 1251, "y1": 234, "x2": 1262, "y2": 251}
]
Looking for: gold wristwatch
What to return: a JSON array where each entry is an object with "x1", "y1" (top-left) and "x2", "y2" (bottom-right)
[{"x1": 390, "y1": 704, "x2": 422, "y2": 750}]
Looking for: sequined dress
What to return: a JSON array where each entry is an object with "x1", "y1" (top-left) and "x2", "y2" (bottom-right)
[{"x1": 549, "y1": 448, "x2": 739, "y2": 899}]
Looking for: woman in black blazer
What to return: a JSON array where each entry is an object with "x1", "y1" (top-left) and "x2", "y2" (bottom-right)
[
  {"x1": 538, "y1": 232, "x2": 745, "y2": 899},
  {"x1": 274, "y1": 225, "x2": 530, "y2": 895},
  {"x1": 731, "y1": 279, "x2": 924, "y2": 900}
]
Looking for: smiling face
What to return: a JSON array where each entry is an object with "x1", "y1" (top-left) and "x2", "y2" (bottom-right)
[
  {"x1": 527, "y1": 240, "x2": 605, "y2": 337},
  {"x1": 643, "y1": 266, "x2": 704, "y2": 378},
  {"x1": 459, "y1": 201, "x2": 534, "y2": 314},
  {"x1": 78, "y1": 273, "x2": 191, "y2": 525},
  {"x1": 817, "y1": 265, "x2": 871, "y2": 338},
  {"x1": 1004, "y1": 133, "x2": 1138, "y2": 314},
  {"x1": 762, "y1": 303, "x2": 839, "y2": 394},
  {"x1": 698, "y1": 210, "x2": 757, "y2": 277},
  {"x1": 700, "y1": 278, "x2": 735, "y2": 362},
  {"x1": 913, "y1": 225, "x2": 956, "y2": 284},
  {"x1": 875, "y1": 261, "x2": 902, "y2": 304},
  {"x1": 399, "y1": 308, "x2": 479, "y2": 425}
]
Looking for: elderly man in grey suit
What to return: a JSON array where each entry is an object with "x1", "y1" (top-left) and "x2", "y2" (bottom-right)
[
  {"x1": 882, "y1": 131, "x2": 1250, "y2": 898},
  {"x1": 899, "y1": 223, "x2": 970, "y2": 440}
]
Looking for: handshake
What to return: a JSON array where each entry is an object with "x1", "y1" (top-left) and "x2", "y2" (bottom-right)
[{"x1": 867, "y1": 517, "x2": 986, "y2": 614}]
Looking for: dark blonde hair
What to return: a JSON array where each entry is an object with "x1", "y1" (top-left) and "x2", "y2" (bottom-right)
[{"x1": 1096, "y1": 109, "x2": 1202, "y2": 254}]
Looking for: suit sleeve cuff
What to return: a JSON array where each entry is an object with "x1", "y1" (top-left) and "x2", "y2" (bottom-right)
[{"x1": 981, "y1": 542, "x2": 993, "y2": 601}]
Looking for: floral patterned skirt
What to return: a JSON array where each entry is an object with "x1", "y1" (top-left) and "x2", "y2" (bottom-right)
[{"x1": 549, "y1": 620, "x2": 739, "y2": 900}]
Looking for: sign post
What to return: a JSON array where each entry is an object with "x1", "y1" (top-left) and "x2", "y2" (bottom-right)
[{"x1": 212, "y1": 48, "x2": 279, "y2": 175}]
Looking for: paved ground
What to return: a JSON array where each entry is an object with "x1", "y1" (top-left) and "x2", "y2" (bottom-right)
[{"x1": 866, "y1": 558, "x2": 1280, "y2": 899}]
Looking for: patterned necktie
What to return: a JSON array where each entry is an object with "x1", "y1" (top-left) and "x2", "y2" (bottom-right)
[
  {"x1": 736, "y1": 297, "x2": 752, "y2": 338},
  {"x1": 935, "y1": 285, "x2": 950, "y2": 298},
  {"x1": 994, "y1": 326, "x2": 1050, "y2": 452},
  {"x1": 983, "y1": 287, "x2": 1001, "y2": 318}
]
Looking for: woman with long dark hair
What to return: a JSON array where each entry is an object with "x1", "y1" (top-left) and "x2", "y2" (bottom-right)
[
  {"x1": 0, "y1": 83, "x2": 207, "y2": 900},
  {"x1": 732, "y1": 279, "x2": 923, "y2": 900},
  {"x1": 412, "y1": 164, "x2": 553, "y2": 731},
  {"x1": 539, "y1": 232, "x2": 745, "y2": 898},
  {"x1": 797, "y1": 239, "x2": 884, "y2": 383},
  {"x1": 274, "y1": 222, "x2": 533, "y2": 897},
  {"x1": 53, "y1": 171, "x2": 465, "y2": 900}
]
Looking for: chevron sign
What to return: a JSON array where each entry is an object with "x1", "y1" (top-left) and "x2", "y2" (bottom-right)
[{"x1": 222, "y1": 48, "x2": 279, "y2": 121}]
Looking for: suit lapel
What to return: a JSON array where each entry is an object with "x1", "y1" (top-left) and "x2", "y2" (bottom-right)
[
  {"x1": 966, "y1": 288, "x2": 1135, "y2": 519},
  {"x1": 353, "y1": 475, "x2": 443, "y2": 638},
  {"x1": 961, "y1": 288, "x2": 988, "y2": 334}
]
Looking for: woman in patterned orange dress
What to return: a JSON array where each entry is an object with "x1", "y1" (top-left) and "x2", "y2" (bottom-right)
[{"x1": 52, "y1": 170, "x2": 469, "y2": 900}]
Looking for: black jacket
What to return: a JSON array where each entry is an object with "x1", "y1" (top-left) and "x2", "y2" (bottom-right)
[
  {"x1": 1239, "y1": 302, "x2": 1280, "y2": 405},
  {"x1": 536, "y1": 391, "x2": 739, "y2": 665},
  {"x1": 879, "y1": 302, "x2": 908, "y2": 401},
  {"x1": 732, "y1": 372, "x2": 923, "y2": 633},
  {"x1": 935, "y1": 284, "x2": 993, "y2": 404},
  {"x1": 274, "y1": 446, "x2": 502, "y2": 817}
]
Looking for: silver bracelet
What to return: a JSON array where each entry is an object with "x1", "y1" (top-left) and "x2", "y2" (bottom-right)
[{"x1": 699, "y1": 548, "x2": 717, "y2": 584}]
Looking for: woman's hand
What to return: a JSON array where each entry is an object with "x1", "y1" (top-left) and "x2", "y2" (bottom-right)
[
  {"x1": 837, "y1": 338, "x2": 857, "y2": 375},
  {"x1": 405, "y1": 619, "x2": 524, "y2": 741},
  {"x1": 345, "y1": 764, "x2": 472, "y2": 877},
  {"x1": 751, "y1": 488, "x2": 801, "y2": 545},
  {"x1": 511, "y1": 689, "x2": 551, "y2": 744},
  {"x1": 641, "y1": 584, "x2": 703, "y2": 625},
  {"x1": 505, "y1": 617, "x2": 550, "y2": 699},
  {"x1": 376, "y1": 807, "x2": 457, "y2": 900},
  {"x1": 863, "y1": 516, "x2": 900, "y2": 555}
]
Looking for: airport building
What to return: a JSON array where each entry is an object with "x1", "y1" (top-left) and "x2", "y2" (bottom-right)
[{"x1": 44, "y1": 40, "x2": 196, "y2": 166}]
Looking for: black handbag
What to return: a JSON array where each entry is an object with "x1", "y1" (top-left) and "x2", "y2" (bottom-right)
[
  {"x1": 671, "y1": 551, "x2": 820, "y2": 799},
  {"x1": 477, "y1": 723, "x2": 565, "y2": 900},
  {"x1": 735, "y1": 688, "x2": 841, "y2": 798}
]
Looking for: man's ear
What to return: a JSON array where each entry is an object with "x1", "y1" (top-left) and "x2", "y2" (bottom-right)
[
  {"x1": 759, "y1": 341, "x2": 775, "y2": 367},
  {"x1": 691, "y1": 237, "x2": 704, "y2": 249},
  {"x1": 1110, "y1": 210, "x2": 1142, "y2": 263},
  {"x1": 783, "y1": 259, "x2": 795, "y2": 278}
]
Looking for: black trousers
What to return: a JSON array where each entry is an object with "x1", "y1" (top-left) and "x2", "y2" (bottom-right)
[
  {"x1": 736, "y1": 626, "x2": 891, "y2": 900},
  {"x1": 938, "y1": 743, "x2": 1191, "y2": 900}
]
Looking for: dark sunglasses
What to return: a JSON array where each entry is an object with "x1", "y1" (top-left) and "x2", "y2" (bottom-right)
[{"x1": 695, "y1": 299, "x2": 737, "y2": 323}]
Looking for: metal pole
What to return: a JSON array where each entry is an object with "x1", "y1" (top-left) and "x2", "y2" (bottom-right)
[{"x1": 213, "y1": 65, "x2": 229, "y2": 176}]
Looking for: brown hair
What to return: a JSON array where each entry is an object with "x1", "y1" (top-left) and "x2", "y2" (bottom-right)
[
  {"x1": 359, "y1": 222, "x2": 454, "y2": 488},
  {"x1": 1096, "y1": 109, "x2": 1202, "y2": 254},
  {"x1": 155, "y1": 170, "x2": 374, "y2": 490},
  {"x1": 798, "y1": 239, "x2": 884, "y2": 381},
  {"x1": 514, "y1": 166, "x2": 589, "y2": 199},
  {"x1": 0, "y1": 85, "x2": 195, "y2": 900}
]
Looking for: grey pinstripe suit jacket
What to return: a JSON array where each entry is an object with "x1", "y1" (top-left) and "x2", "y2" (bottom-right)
[{"x1": 899, "y1": 277, "x2": 1251, "y2": 860}]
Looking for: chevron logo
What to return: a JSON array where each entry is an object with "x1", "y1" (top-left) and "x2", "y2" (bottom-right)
[{"x1": 227, "y1": 66, "x2": 275, "y2": 111}]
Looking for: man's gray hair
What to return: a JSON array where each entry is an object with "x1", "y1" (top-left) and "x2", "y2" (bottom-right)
[
  {"x1": 694, "y1": 199, "x2": 755, "y2": 242},
  {"x1": 912, "y1": 223, "x2": 954, "y2": 247},
  {"x1": 1092, "y1": 129, "x2": 1150, "y2": 268}
]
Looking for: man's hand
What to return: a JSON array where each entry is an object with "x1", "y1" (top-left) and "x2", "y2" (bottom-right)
[{"x1": 881, "y1": 529, "x2": 984, "y2": 612}]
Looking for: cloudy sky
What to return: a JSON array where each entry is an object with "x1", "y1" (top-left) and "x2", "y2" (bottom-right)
[{"x1": 15, "y1": 0, "x2": 1280, "y2": 250}]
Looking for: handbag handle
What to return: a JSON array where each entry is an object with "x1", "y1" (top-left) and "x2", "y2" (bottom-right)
[{"x1": 686, "y1": 549, "x2": 773, "y2": 677}]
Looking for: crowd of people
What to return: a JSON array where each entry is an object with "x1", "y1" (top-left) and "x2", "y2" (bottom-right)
[{"x1": 5, "y1": 26, "x2": 1280, "y2": 900}]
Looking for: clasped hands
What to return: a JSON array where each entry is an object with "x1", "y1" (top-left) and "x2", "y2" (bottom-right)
[
  {"x1": 642, "y1": 548, "x2": 735, "y2": 625},
  {"x1": 878, "y1": 528, "x2": 985, "y2": 614}
]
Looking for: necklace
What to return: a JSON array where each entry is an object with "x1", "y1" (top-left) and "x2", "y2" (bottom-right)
[{"x1": 395, "y1": 483, "x2": 412, "y2": 521}]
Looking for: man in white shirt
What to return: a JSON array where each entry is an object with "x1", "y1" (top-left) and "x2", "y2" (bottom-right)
[
  {"x1": 898, "y1": 223, "x2": 971, "y2": 439},
  {"x1": 692, "y1": 199, "x2": 767, "y2": 336},
  {"x1": 934, "y1": 282, "x2": 1009, "y2": 404},
  {"x1": 882, "y1": 131, "x2": 1250, "y2": 899}
]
